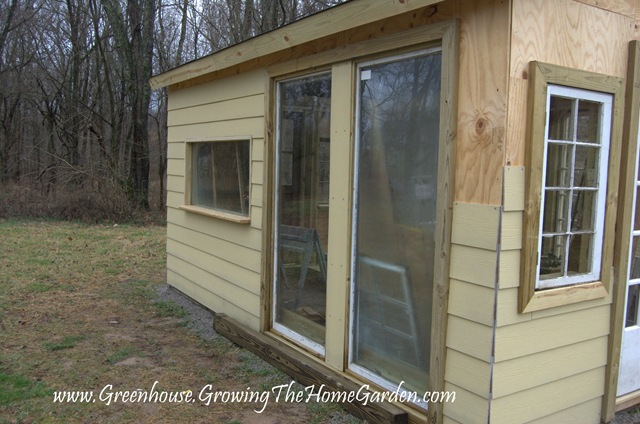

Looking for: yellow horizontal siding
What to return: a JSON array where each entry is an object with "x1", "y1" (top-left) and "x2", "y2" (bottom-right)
[
  {"x1": 527, "y1": 397, "x2": 603, "y2": 424},
  {"x1": 166, "y1": 176, "x2": 184, "y2": 194},
  {"x1": 449, "y1": 245, "x2": 497, "y2": 288},
  {"x1": 167, "y1": 141, "x2": 184, "y2": 160},
  {"x1": 167, "y1": 69, "x2": 266, "y2": 111},
  {"x1": 446, "y1": 316, "x2": 493, "y2": 362},
  {"x1": 251, "y1": 161, "x2": 263, "y2": 185},
  {"x1": 250, "y1": 206, "x2": 262, "y2": 230},
  {"x1": 490, "y1": 367, "x2": 605, "y2": 424},
  {"x1": 451, "y1": 202, "x2": 500, "y2": 250},
  {"x1": 167, "y1": 238, "x2": 260, "y2": 295},
  {"x1": 448, "y1": 279, "x2": 494, "y2": 326},
  {"x1": 167, "y1": 158, "x2": 184, "y2": 177},
  {"x1": 492, "y1": 336, "x2": 608, "y2": 398},
  {"x1": 444, "y1": 349, "x2": 491, "y2": 398},
  {"x1": 167, "y1": 255, "x2": 260, "y2": 316},
  {"x1": 500, "y1": 210, "x2": 522, "y2": 250},
  {"x1": 503, "y1": 166, "x2": 525, "y2": 212},
  {"x1": 167, "y1": 269, "x2": 260, "y2": 331},
  {"x1": 250, "y1": 184, "x2": 263, "y2": 208},
  {"x1": 168, "y1": 94, "x2": 264, "y2": 127},
  {"x1": 443, "y1": 382, "x2": 489, "y2": 424},
  {"x1": 166, "y1": 191, "x2": 184, "y2": 209},
  {"x1": 497, "y1": 249, "x2": 520, "y2": 289},
  {"x1": 251, "y1": 138, "x2": 264, "y2": 161},
  {"x1": 168, "y1": 207, "x2": 262, "y2": 248},
  {"x1": 167, "y1": 223, "x2": 261, "y2": 272},
  {"x1": 494, "y1": 305, "x2": 610, "y2": 362},
  {"x1": 495, "y1": 287, "x2": 531, "y2": 326},
  {"x1": 167, "y1": 117, "x2": 265, "y2": 142}
]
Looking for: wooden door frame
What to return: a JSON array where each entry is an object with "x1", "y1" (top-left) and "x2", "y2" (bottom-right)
[{"x1": 603, "y1": 40, "x2": 640, "y2": 423}]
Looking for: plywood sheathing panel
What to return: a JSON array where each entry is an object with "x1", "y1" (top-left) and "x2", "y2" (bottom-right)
[
  {"x1": 454, "y1": 0, "x2": 510, "y2": 205},
  {"x1": 506, "y1": 0, "x2": 635, "y2": 166}
]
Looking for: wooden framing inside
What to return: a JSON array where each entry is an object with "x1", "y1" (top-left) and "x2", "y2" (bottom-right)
[
  {"x1": 603, "y1": 40, "x2": 640, "y2": 423},
  {"x1": 519, "y1": 61, "x2": 625, "y2": 314}
]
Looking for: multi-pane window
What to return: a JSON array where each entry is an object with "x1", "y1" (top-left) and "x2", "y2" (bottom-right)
[
  {"x1": 537, "y1": 86, "x2": 612, "y2": 289},
  {"x1": 188, "y1": 140, "x2": 250, "y2": 217}
]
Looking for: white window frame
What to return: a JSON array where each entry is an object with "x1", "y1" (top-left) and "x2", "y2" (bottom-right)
[{"x1": 536, "y1": 85, "x2": 612, "y2": 290}]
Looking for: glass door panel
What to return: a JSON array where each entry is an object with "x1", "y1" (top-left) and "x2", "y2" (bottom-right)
[
  {"x1": 273, "y1": 73, "x2": 331, "y2": 354},
  {"x1": 350, "y1": 50, "x2": 442, "y2": 395}
]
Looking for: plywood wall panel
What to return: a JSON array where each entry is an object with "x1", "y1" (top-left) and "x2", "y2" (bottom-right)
[
  {"x1": 572, "y1": 0, "x2": 637, "y2": 17},
  {"x1": 455, "y1": 0, "x2": 510, "y2": 205},
  {"x1": 506, "y1": 0, "x2": 635, "y2": 165}
]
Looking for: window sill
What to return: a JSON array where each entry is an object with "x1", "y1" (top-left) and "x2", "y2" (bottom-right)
[
  {"x1": 179, "y1": 205, "x2": 250, "y2": 224},
  {"x1": 519, "y1": 280, "x2": 608, "y2": 313}
]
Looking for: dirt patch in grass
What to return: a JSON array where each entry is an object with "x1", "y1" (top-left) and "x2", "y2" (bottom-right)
[{"x1": 0, "y1": 219, "x2": 358, "y2": 424}]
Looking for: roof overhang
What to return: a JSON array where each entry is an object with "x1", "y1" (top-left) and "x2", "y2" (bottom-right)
[{"x1": 149, "y1": 0, "x2": 441, "y2": 90}]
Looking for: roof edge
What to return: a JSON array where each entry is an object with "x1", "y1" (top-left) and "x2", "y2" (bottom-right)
[{"x1": 149, "y1": 0, "x2": 441, "y2": 90}]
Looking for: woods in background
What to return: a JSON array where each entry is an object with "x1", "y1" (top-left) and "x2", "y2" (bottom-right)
[{"x1": 0, "y1": 0, "x2": 345, "y2": 221}]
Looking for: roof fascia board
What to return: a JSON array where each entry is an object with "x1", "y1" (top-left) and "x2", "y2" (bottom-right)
[{"x1": 150, "y1": 0, "x2": 441, "y2": 89}]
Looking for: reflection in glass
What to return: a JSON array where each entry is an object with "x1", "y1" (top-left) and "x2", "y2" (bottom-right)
[
  {"x1": 626, "y1": 284, "x2": 640, "y2": 327},
  {"x1": 548, "y1": 96, "x2": 574, "y2": 141},
  {"x1": 191, "y1": 141, "x2": 250, "y2": 215},
  {"x1": 545, "y1": 143, "x2": 572, "y2": 187},
  {"x1": 571, "y1": 191, "x2": 595, "y2": 232},
  {"x1": 540, "y1": 235, "x2": 566, "y2": 279},
  {"x1": 577, "y1": 100, "x2": 600, "y2": 144},
  {"x1": 352, "y1": 51, "x2": 441, "y2": 394},
  {"x1": 629, "y1": 237, "x2": 640, "y2": 281},
  {"x1": 542, "y1": 190, "x2": 569, "y2": 233},
  {"x1": 634, "y1": 188, "x2": 640, "y2": 231},
  {"x1": 274, "y1": 73, "x2": 331, "y2": 349},
  {"x1": 574, "y1": 146, "x2": 598, "y2": 187},
  {"x1": 568, "y1": 234, "x2": 592, "y2": 275},
  {"x1": 538, "y1": 93, "x2": 605, "y2": 287}
]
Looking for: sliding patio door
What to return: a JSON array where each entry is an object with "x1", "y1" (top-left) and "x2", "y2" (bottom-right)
[
  {"x1": 350, "y1": 49, "x2": 442, "y2": 395},
  {"x1": 273, "y1": 72, "x2": 331, "y2": 354}
]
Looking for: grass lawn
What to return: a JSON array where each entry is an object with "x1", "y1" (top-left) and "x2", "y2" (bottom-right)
[{"x1": 0, "y1": 219, "x2": 356, "y2": 423}]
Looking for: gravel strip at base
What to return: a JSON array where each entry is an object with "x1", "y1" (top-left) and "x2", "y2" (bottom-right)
[{"x1": 155, "y1": 284, "x2": 218, "y2": 341}]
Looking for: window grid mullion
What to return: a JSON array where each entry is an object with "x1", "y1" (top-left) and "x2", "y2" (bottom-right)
[{"x1": 562, "y1": 99, "x2": 579, "y2": 278}]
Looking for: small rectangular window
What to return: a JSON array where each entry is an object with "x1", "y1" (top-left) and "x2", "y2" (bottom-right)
[
  {"x1": 184, "y1": 139, "x2": 251, "y2": 221},
  {"x1": 520, "y1": 61, "x2": 623, "y2": 313},
  {"x1": 537, "y1": 86, "x2": 611, "y2": 290}
]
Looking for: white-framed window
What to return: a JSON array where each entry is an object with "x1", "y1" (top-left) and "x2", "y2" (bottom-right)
[
  {"x1": 183, "y1": 138, "x2": 251, "y2": 222},
  {"x1": 536, "y1": 85, "x2": 612, "y2": 289}
]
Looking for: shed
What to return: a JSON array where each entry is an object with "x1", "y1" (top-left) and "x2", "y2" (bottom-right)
[{"x1": 150, "y1": 0, "x2": 640, "y2": 422}]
